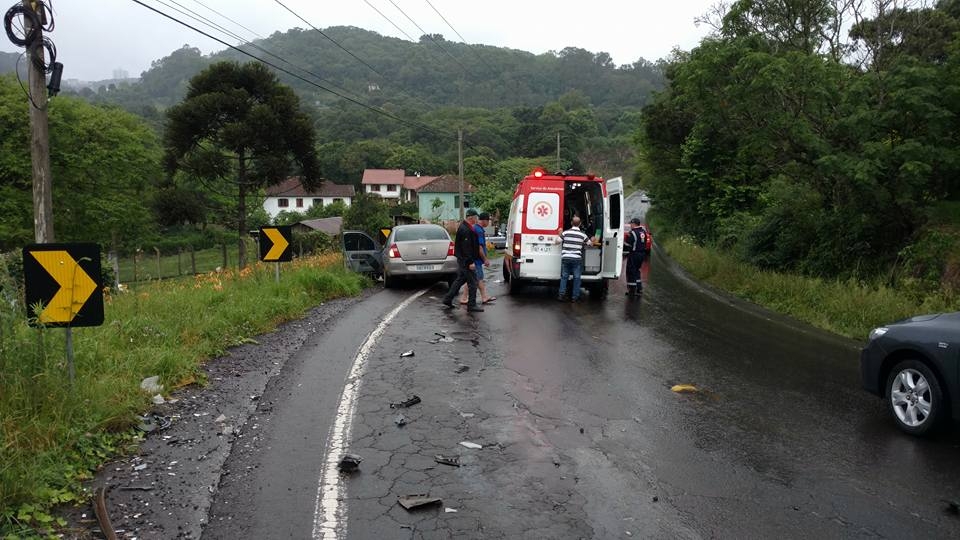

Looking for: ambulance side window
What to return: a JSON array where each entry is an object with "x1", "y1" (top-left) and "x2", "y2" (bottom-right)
[{"x1": 609, "y1": 194, "x2": 621, "y2": 228}]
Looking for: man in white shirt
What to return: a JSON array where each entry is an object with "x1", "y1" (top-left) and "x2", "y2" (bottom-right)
[{"x1": 557, "y1": 216, "x2": 591, "y2": 302}]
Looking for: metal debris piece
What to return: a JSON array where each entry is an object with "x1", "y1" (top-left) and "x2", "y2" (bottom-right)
[
  {"x1": 135, "y1": 414, "x2": 172, "y2": 433},
  {"x1": 132, "y1": 464, "x2": 147, "y2": 471},
  {"x1": 459, "y1": 441, "x2": 482, "y2": 449},
  {"x1": 338, "y1": 453, "x2": 363, "y2": 472},
  {"x1": 118, "y1": 486, "x2": 154, "y2": 491},
  {"x1": 434, "y1": 455, "x2": 460, "y2": 467},
  {"x1": 460, "y1": 412, "x2": 475, "y2": 418},
  {"x1": 444, "y1": 507, "x2": 458, "y2": 513},
  {"x1": 390, "y1": 395, "x2": 421, "y2": 409},
  {"x1": 438, "y1": 336, "x2": 455, "y2": 343},
  {"x1": 671, "y1": 384, "x2": 698, "y2": 393},
  {"x1": 400, "y1": 350, "x2": 415, "y2": 358},
  {"x1": 394, "y1": 414, "x2": 407, "y2": 427},
  {"x1": 397, "y1": 493, "x2": 442, "y2": 510},
  {"x1": 214, "y1": 414, "x2": 227, "y2": 423},
  {"x1": 454, "y1": 365, "x2": 469, "y2": 374}
]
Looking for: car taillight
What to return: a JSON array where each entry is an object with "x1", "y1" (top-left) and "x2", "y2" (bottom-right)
[
  {"x1": 447, "y1": 241, "x2": 455, "y2": 256},
  {"x1": 388, "y1": 244, "x2": 401, "y2": 258},
  {"x1": 512, "y1": 233, "x2": 521, "y2": 258}
]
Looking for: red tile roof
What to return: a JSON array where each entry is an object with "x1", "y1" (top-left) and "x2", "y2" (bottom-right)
[
  {"x1": 403, "y1": 175, "x2": 438, "y2": 191},
  {"x1": 417, "y1": 175, "x2": 476, "y2": 193},
  {"x1": 265, "y1": 177, "x2": 355, "y2": 198},
  {"x1": 361, "y1": 169, "x2": 404, "y2": 185}
]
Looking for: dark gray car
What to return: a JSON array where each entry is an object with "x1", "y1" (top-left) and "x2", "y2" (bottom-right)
[{"x1": 861, "y1": 312, "x2": 960, "y2": 435}]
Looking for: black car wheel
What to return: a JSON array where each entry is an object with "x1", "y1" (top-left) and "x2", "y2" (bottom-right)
[
  {"x1": 886, "y1": 360, "x2": 944, "y2": 435},
  {"x1": 383, "y1": 271, "x2": 395, "y2": 289}
]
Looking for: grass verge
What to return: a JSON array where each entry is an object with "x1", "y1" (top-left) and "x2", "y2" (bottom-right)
[
  {"x1": 0, "y1": 252, "x2": 367, "y2": 536},
  {"x1": 659, "y1": 234, "x2": 959, "y2": 339}
]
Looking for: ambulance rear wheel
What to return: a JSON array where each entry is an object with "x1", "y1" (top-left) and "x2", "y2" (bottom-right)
[{"x1": 508, "y1": 276, "x2": 524, "y2": 295}]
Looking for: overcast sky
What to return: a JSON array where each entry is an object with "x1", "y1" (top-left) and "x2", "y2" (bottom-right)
[{"x1": 1, "y1": 0, "x2": 719, "y2": 81}]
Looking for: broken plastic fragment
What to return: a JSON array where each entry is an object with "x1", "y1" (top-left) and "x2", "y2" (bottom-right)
[
  {"x1": 338, "y1": 453, "x2": 363, "y2": 472},
  {"x1": 459, "y1": 441, "x2": 482, "y2": 449},
  {"x1": 444, "y1": 507, "x2": 458, "y2": 513},
  {"x1": 671, "y1": 384, "x2": 698, "y2": 393},
  {"x1": 397, "y1": 493, "x2": 442, "y2": 510},
  {"x1": 390, "y1": 395, "x2": 421, "y2": 409},
  {"x1": 454, "y1": 365, "x2": 469, "y2": 374},
  {"x1": 140, "y1": 376, "x2": 162, "y2": 394},
  {"x1": 394, "y1": 414, "x2": 407, "y2": 427},
  {"x1": 152, "y1": 394, "x2": 165, "y2": 405},
  {"x1": 400, "y1": 350, "x2": 415, "y2": 358},
  {"x1": 434, "y1": 455, "x2": 460, "y2": 467}
]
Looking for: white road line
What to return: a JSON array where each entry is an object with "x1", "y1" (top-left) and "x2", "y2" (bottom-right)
[{"x1": 312, "y1": 288, "x2": 430, "y2": 539}]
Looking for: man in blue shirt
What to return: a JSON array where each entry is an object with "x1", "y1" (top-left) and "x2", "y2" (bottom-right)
[{"x1": 460, "y1": 212, "x2": 495, "y2": 304}]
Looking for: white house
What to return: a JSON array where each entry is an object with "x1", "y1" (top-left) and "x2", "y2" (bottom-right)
[
  {"x1": 361, "y1": 168, "x2": 438, "y2": 203},
  {"x1": 263, "y1": 177, "x2": 355, "y2": 219}
]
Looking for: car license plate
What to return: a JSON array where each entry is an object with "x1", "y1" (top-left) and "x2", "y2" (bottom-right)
[
  {"x1": 533, "y1": 245, "x2": 551, "y2": 253},
  {"x1": 414, "y1": 264, "x2": 438, "y2": 271}
]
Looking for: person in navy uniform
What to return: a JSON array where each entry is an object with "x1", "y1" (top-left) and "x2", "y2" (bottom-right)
[{"x1": 624, "y1": 218, "x2": 648, "y2": 297}]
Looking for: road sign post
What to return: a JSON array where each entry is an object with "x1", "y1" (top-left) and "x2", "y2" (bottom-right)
[
  {"x1": 259, "y1": 226, "x2": 293, "y2": 283},
  {"x1": 23, "y1": 243, "x2": 104, "y2": 383}
]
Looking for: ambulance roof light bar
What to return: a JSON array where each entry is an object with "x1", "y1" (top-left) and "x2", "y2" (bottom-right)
[{"x1": 532, "y1": 167, "x2": 545, "y2": 178}]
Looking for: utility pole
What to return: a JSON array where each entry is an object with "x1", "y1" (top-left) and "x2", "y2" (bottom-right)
[
  {"x1": 458, "y1": 128, "x2": 464, "y2": 221},
  {"x1": 556, "y1": 132, "x2": 561, "y2": 173},
  {"x1": 24, "y1": 0, "x2": 53, "y2": 243}
]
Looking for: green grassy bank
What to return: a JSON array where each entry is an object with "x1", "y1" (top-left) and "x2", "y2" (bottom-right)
[
  {"x1": 0, "y1": 253, "x2": 367, "y2": 535},
  {"x1": 654, "y1": 232, "x2": 958, "y2": 340}
]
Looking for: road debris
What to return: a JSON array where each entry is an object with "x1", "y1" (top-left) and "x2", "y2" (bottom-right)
[
  {"x1": 214, "y1": 414, "x2": 227, "y2": 423},
  {"x1": 394, "y1": 414, "x2": 407, "y2": 427},
  {"x1": 152, "y1": 394, "x2": 166, "y2": 405},
  {"x1": 397, "y1": 493, "x2": 442, "y2": 510},
  {"x1": 454, "y1": 365, "x2": 470, "y2": 374},
  {"x1": 459, "y1": 441, "x2": 482, "y2": 449},
  {"x1": 444, "y1": 507, "x2": 458, "y2": 513},
  {"x1": 118, "y1": 485, "x2": 154, "y2": 491},
  {"x1": 434, "y1": 455, "x2": 460, "y2": 467},
  {"x1": 400, "y1": 350, "x2": 415, "y2": 358},
  {"x1": 945, "y1": 499, "x2": 960, "y2": 515},
  {"x1": 671, "y1": 384, "x2": 698, "y2": 393},
  {"x1": 338, "y1": 453, "x2": 363, "y2": 472},
  {"x1": 135, "y1": 414, "x2": 171, "y2": 433},
  {"x1": 140, "y1": 376, "x2": 162, "y2": 394},
  {"x1": 94, "y1": 486, "x2": 117, "y2": 540},
  {"x1": 429, "y1": 332, "x2": 456, "y2": 344},
  {"x1": 390, "y1": 395, "x2": 421, "y2": 409},
  {"x1": 460, "y1": 412, "x2": 475, "y2": 418}
]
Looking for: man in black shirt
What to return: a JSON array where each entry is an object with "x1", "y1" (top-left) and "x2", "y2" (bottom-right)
[{"x1": 442, "y1": 209, "x2": 484, "y2": 312}]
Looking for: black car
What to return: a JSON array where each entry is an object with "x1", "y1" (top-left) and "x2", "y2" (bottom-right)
[{"x1": 861, "y1": 312, "x2": 960, "y2": 435}]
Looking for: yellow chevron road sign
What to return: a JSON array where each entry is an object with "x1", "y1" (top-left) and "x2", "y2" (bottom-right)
[
  {"x1": 259, "y1": 226, "x2": 293, "y2": 262},
  {"x1": 23, "y1": 243, "x2": 104, "y2": 327}
]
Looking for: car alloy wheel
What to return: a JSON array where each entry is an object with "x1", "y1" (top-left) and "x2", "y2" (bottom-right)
[{"x1": 886, "y1": 360, "x2": 943, "y2": 435}]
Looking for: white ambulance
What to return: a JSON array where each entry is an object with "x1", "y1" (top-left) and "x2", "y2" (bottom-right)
[{"x1": 502, "y1": 168, "x2": 624, "y2": 299}]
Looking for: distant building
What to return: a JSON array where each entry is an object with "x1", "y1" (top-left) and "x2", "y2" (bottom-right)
[
  {"x1": 112, "y1": 68, "x2": 129, "y2": 80},
  {"x1": 263, "y1": 177, "x2": 355, "y2": 218},
  {"x1": 417, "y1": 175, "x2": 476, "y2": 221},
  {"x1": 360, "y1": 168, "x2": 438, "y2": 203}
]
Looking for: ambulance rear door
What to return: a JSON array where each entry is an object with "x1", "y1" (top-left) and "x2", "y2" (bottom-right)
[{"x1": 600, "y1": 176, "x2": 624, "y2": 279}]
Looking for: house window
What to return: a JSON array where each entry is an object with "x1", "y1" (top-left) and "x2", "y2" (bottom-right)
[
  {"x1": 313, "y1": 198, "x2": 323, "y2": 207},
  {"x1": 333, "y1": 198, "x2": 343, "y2": 203},
  {"x1": 296, "y1": 198, "x2": 304, "y2": 208},
  {"x1": 388, "y1": 184, "x2": 398, "y2": 192},
  {"x1": 454, "y1": 195, "x2": 470, "y2": 209},
  {"x1": 374, "y1": 185, "x2": 382, "y2": 192},
  {"x1": 278, "y1": 198, "x2": 289, "y2": 207}
]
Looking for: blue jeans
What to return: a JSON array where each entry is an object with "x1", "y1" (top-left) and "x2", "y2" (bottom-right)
[{"x1": 558, "y1": 257, "x2": 583, "y2": 300}]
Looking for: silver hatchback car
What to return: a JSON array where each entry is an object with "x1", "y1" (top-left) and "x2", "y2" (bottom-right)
[{"x1": 382, "y1": 224, "x2": 459, "y2": 288}]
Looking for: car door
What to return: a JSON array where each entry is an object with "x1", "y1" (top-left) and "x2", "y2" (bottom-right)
[
  {"x1": 341, "y1": 230, "x2": 381, "y2": 275},
  {"x1": 601, "y1": 177, "x2": 624, "y2": 279}
]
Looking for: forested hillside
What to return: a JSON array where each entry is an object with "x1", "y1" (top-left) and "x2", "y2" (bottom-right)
[{"x1": 641, "y1": 0, "x2": 960, "y2": 300}]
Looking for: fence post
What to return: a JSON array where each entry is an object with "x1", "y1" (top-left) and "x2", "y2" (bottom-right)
[
  {"x1": 154, "y1": 247, "x2": 161, "y2": 280},
  {"x1": 133, "y1": 248, "x2": 141, "y2": 282},
  {"x1": 177, "y1": 247, "x2": 182, "y2": 276},
  {"x1": 190, "y1": 246, "x2": 196, "y2": 274}
]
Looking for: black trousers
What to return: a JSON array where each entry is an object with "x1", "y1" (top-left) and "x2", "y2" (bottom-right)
[
  {"x1": 444, "y1": 263, "x2": 478, "y2": 305},
  {"x1": 626, "y1": 251, "x2": 645, "y2": 289}
]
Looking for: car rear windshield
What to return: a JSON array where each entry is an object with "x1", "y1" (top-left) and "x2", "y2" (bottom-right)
[{"x1": 395, "y1": 226, "x2": 449, "y2": 242}]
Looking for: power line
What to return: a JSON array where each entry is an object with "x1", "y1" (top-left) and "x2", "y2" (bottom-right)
[
  {"x1": 362, "y1": 0, "x2": 417, "y2": 42},
  {"x1": 189, "y1": 0, "x2": 264, "y2": 40},
  {"x1": 423, "y1": 0, "x2": 497, "y2": 73},
  {"x1": 272, "y1": 0, "x2": 385, "y2": 78},
  {"x1": 155, "y1": 0, "x2": 374, "y2": 106},
  {"x1": 129, "y1": 0, "x2": 453, "y2": 143},
  {"x1": 384, "y1": 0, "x2": 475, "y2": 77}
]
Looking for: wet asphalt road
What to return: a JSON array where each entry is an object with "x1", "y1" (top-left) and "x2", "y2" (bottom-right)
[{"x1": 204, "y1": 194, "x2": 960, "y2": 539}]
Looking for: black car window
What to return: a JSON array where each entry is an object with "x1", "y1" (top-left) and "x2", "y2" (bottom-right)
[{"x1": 395, "y1": 227, "x2": 449, "y2": 242}]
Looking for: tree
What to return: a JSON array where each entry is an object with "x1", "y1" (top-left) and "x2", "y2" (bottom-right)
[
  {"x1": 343, "y1": 192, "x2": 391, "y2": 237},
  {"x1": 164, "y1": 61, "x2": 320, "y2": 268}
]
